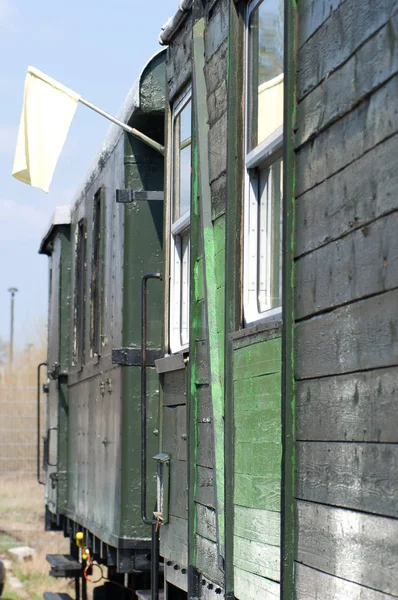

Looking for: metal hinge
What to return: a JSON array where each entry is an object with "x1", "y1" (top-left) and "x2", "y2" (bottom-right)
[
  {"x1": 116, "y1": 190, "x2": 164, "y2": 203},
  {"x1": 112, "y1": 347, "x2": 163, "y2": 367}
]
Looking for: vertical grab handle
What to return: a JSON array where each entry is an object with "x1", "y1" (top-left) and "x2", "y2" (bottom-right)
[
  {"x1": 37, "y1": 361, "x2": 47, "y2": 485},
  {"x1": 141, "y1": 273, "x2": 162, "y2": 525}
]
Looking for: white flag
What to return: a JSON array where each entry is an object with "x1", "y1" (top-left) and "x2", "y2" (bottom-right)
[{"x1": 12, "y1": 67, "x2": 80, "y2": 193}]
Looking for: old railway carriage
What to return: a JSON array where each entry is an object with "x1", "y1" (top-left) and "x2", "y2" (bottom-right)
[{"x1": 38, "y1": 0, "x2": 398, "y2": 599}]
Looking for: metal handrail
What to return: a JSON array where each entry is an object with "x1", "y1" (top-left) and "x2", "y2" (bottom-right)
[
  {"x1": 140, "y1": 272, "x2": 162, "y2": 526},
  {"x1": 37, "y1": 361, "x2": 47, "y2": 485}
]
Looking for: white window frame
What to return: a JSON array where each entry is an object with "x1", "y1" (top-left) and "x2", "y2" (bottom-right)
[
  {"x1": 243, "y1": 0, "x2": 283, "y2": 327},
  {"x1": 169, "y1": 87, "x2": 192, "y2": 353}
]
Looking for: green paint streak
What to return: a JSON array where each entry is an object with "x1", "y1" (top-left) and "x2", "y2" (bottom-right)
[{"x1": 193, "y1": 18, "x2": 225, "y2": 558}]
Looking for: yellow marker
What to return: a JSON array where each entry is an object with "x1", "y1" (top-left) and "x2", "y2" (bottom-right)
[
  {"x1": 82, "y1": 548, "x2": 88, "y2": 561},
  {"x1": 76, "y1": 532, "x2": 84, "y2": 547}
]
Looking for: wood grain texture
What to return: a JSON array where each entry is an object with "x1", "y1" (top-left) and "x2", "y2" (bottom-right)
[
  {"x1": 234, "y1": 338, "x2": 281, "y2": 381},
  {"x1": 234, "y1": 567, "x2": 280, "y2": 600},
  {"x1": 163, "y1": 405, "x2": 187, "y2": 461},
  {"x1": 196, "y1": 503, "x2": 217, "y2": 542},
  {"x1": 234, "y1": 505, "x2": 280, "y2": 547},
  {"x1": 197, "y1": 422, "x2": 215, "y2": 468},
  {"x1": 196, "y1": 534, "x2": 224, "y2": 585},
  {"x1": 297, "y1": 0, "x2": 398, "y2": 99},
  {"x1": 296, "y1": 13, "x2": 398, "y2": 147},
  {"x1": 298, "y1": 0, "x2": 346, "y2": 48},
  {"x1": 295, "y1": 563, "x2": 397, "y2": 600},
  {"x1": 234, "y1": 535, "x2": 280, "y2": 582},
  {"x1": 166, "y1": 12, "x2": 193, "y2": 101},
  {"x1": 295, "y1": 211, "x2": 398, "y2": 319},
  {"x1": 295, "y1": 131, "x2": 398, "y2": 258},
  {"x1": 297, "y1": 501, "x2": 398, "y2": 595},
  {"x1": 208, "y1": 113, "x2": 227, "y2": 184},
  {"x1": 160, "y1": 515, "x2": 188, "y2": 567},
  {"x1": 295, "y1": 289, "x2": 398, "y2": 380},
  {"x1": 296, "y1": 74, "x2": 398, "y2": 197},
  {"x1": 296, "y1": 367, "x2": 398, "y2": 442},
  {"x1": 296, "y1": 442, "x2": 398, "y2": 516},
  {"x1": 169, "y1": 459, "x2": 188, "y2": 519},
  {"x1": 234, "y1": 373, "x2": 281, "y2": 442},
  {"x1": 196, "y1": 466, "x2": 215, "y2": 508}
]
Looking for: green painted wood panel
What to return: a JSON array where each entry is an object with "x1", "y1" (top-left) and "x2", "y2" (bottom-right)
[{"x1": 233, "y1": 335, "x2": 282, "y2": 586}]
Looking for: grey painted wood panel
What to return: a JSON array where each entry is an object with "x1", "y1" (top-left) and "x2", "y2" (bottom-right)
[
  {"x1": 295, "y1": 132, "x2": 398, "y2": 258},
  {"x1": 295, "y1": 211, "x2": 398, "y2": 319},
  {"x1": 297, "y1": 501, "x2": 398, "y2": 595},
  {"x1": 298, "y1": 0, "x2": 346, "y2": 48},
  {"x1": 297, "y1": 0, "x2": 398, "y2": 99},
  {"x1": 163, "y1": 405, "x2": 187, "y2": 461},
  {"x1": 162, "y1": 369, "x2": 187, "y2": 406},
  {"x1": 196, "y1": 503, "x2": 217, "y2": 543},
  {"x1": 296, "y1": 367, "x2": 398, "y2": 442},
  {"x1": 204, "y1": 40, "x2": 228, "y2": 97},
  {"x1": 160, "y1": 515, "x2": 188, "y2": 567},
  {"x1": 295, "y1": 289, "x2": 398, "y2": 380},
  {"x1": 296, "y1": 563, "x2": 397, "y2": 600},
  {"x1": 197, "y1": 384, "x2": 212, "y2": 423},
  {"x1": 196, "y1": 466, "x2": 215, "y2": 509},
  {"x1": 209, "y1": 113, "x2": 227, "y2": 184},
  {"x1": 296, "y1": 74, "x2": 398, "y2": 197},
  {"x1": 234, "y1": 535, "x2": 280, "y2": 583},
  {"x1": 166, "y1": 13, "x2": 193, "y2": 102},
  {"x1": 196, "y1": 534, "x2": 224, "y2": 585},
  {"x1": 234, "y1": 567, "x2": 279, "y2": 600},
  {"x1": 169, "y1": 459, "x2": 188, "y2": 519},
  {"x1": 297, "y1": 442, "x2": 398, "y2": 516},
  {"x1": 197, "y1": 422, "x2": 215, "y2": 469},
  {"x1": 204, "y1": 0, "x2": 228, "y2": 60},
  {"x1": 296, "y1": 13, "x2": 398, "y2": 147}
]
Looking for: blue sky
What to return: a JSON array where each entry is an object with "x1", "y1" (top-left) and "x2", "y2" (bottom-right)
[{"x1": 0, "y1": 0, "x2": 178, "y2": 349}]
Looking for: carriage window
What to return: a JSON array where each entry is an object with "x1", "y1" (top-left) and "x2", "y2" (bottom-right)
[
  {"x1": 73, "y1": 218, "x2": 86, "y2": 366},
  {"x1": 170, "y1": 88, "x2": 192, "y2": 353},
  {"x1": 244, "y1": 0, "x2": 284, "y2": 325},
  {"x1": 90, "y1": 189, "x2": 104, "y2": 357}
]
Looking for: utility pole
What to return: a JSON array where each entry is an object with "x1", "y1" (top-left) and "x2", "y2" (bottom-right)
[{"x1": 8, "y1": 287, "x2": 18, "y2": 367}]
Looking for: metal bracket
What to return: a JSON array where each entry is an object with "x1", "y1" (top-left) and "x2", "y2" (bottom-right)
[
  {"x1": 116, "y1": 190, "x2": 164, "y2": 203},
  {"x1": 112, "y1": 347, "x2": 162, "y2": 367}
]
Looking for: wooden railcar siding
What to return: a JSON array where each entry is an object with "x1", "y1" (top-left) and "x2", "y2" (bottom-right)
[
  {"x1": 233, "y1": 337, "x2": 282, "y2": 597},
  {"x1": 295, "y1": 0, "x2": 398, "y2": 596}
]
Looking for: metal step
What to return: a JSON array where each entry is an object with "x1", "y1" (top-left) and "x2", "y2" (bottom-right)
[
  {"x1": 136, "y1": 591, "x2": 165, "y2": 600},
  {"x1": 43, "y1": 594, "x2": 74, "y2": 600},
  {"x1": 46, "y1": 554, "x2": 82, "y2": 578}
]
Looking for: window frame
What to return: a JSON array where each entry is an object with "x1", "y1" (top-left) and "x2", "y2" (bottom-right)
[
  {"x1": 73, "y1": 218, "x2": 87, "y2": 367},
  {"x1": 243, "y1": 0, "x2": 284, "y2": 327},
  {"x1": 169, "y1": 86, "x2": 192, "y2": 354},
  {"x1": 90, "y1": 188, "x2": 105, "y2": 358}
]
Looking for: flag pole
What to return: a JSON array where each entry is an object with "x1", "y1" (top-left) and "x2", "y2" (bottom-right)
[{"x1": 79, "y1": 97, "x2": 165, "y2": 156}]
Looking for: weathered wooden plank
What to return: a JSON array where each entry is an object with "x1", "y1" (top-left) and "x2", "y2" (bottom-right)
[
  {"x1": 296, "y1": 367, "x2": 398, "y2": 442},
  {"x1": 298, "y1": 0, "x2": 345, "y2": 48},
  {"x1": 196, "y1": 340, "x2": 210, "y2": 384},
  {"x1": 195, "y1": 534, "x2": 224, "y2": 585},
  {"x1": 234, "y1": 506, "x2": 280, "y2": 547},
  {"x1": 210, "y1": 173, "x2": 227, "y2": 220},
  {"x1": 234, "y1": 567, "x2": 280, "y2": 600},
  {"x1": 295, "y1": 289, "x2": 398, "y2": 380},
  {"x1": 169, "y1": 459, "x2": 188, "y2": 519},
  {"x1": 196, "y1": 503, "x2": 217, "y2": 543},
  {"x1": 297, "y1": 0, "x2": 398, "y2": 99},
  {"x1": 234, "y1": 471, "x2": 280, "y2": 513},
  {"x1": 297, "y1": 442, "x2": 398, "y2": 516},
  {"x1": 197, "y1": 422, "x2": 215, "y2": 468},
  {"x1": 296, "y1": 563, "x2": 397, "y2": 600},
  {"x1": 234, "y1": 372, "x2": 281, "y2": 442},
  {"x1": 166, "y1": 12, "x2": 193, "y2": 101},
  {"x1": 296, "y1": 74, "x2": 398, "y2": 197},
  {"x1": 196, "y1": 466, "x2": 215, "y2": 509},
  {"x1": 197, "y1": 384, "x2": 212, "y2": 423},
  {"x1": 162, "y1": 369, "x2": 186, "y2": 406},
  {"x1": 159, "y1": 515, "x2": 188, "y2": 567},
  {"x1": 207, "y1": 78, "x2": 227, "y2": 130},
  {"x1": 295, "y1": 211, "x2": 398, "y2": 319},
  {"x1": 234, "y1": 338, "x2": 281, "y2": 381},
  {"x1": 297, "y1": 501, "x2": 398, "y2": 595},
  {"x1": 295, "y1": 132, "x2": 398, "y2": 258},
  {"x1": 204, "y1": 0, "x2": 228, "y2": 60},
  {"x1": 163, "y1": 405, "x2": 187, "y2": 462},
  {"x1": 297, "y1": 13, "x2": 398, "y2": 147},
  {"x1": 234, "y1": 535, "x2": 280, "y2": 583},
  {"x1": 209, "y1": 113, "x2": 227, "y2": 184}
]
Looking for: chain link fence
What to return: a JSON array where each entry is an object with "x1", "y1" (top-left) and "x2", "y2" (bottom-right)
[{"x1": 0, "y1": 385, "x2": 45, "y2": 476}]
